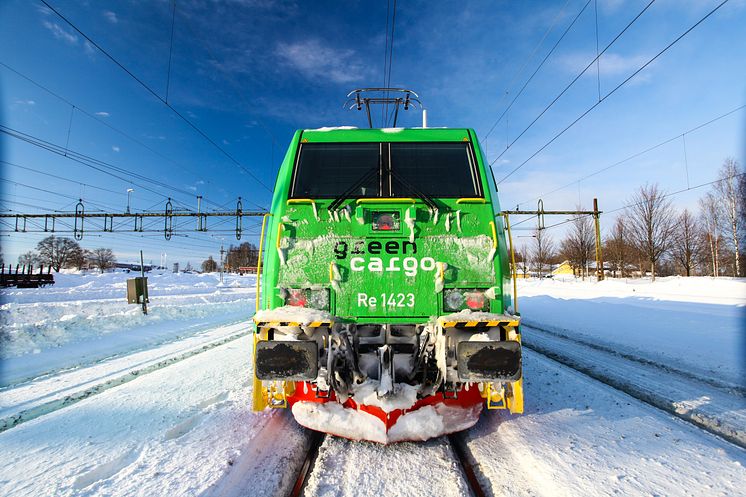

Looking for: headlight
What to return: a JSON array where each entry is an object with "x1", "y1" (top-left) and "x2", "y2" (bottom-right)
[
  {"x1": 444, "y1": 289, "x2": 489, "y2": 312},
  {"x1": 444, "y1": 289, "x2": 465, "y2": 311},
  {"x1": 285, "y1": 288, "x2": 330, "y2": 310}
]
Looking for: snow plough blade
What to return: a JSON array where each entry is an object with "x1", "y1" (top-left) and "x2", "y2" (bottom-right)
[{"x1": 251, "y1": 310, "x2": 523, "y2": 441}]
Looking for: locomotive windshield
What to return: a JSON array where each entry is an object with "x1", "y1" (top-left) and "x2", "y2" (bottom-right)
[{"x1": 290, "y1": 142, "x2": 481, "y2": 198}]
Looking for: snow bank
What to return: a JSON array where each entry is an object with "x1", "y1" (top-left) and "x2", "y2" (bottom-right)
[
  {"x1": 292, "y1": 401, "x2": 482, "y2": 444},
  {"x1": 0, "y1": 272, "x2": 256, "y2": 380},
  {"x1": 352, "y1": 380, "x2": 419, "y2": 412},
  {"x1": 253, "y1": 306, "x2": 333, "y2": 324},
  {"x1": 519, "y1": 275, "x2": 746, "y2": 306},
  {"x1": 518, "y1": 276, "x2": 746, "y2": 387},
  {"x1": 439, "y1": 309, "x2": 517, "y2": 322}
]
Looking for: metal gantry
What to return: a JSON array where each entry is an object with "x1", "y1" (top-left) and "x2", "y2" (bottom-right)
[
  {"x1": 0, "y1": 197, "x2": 267, "y2": 241},
  {"x1": 500, "y1": 198, "x2": 604, "y2": 281}
]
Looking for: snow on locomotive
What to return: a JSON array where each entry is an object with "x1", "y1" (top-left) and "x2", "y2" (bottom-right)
[{"x1": 251, "y1": 117, "x2": 522, "y2": 443}]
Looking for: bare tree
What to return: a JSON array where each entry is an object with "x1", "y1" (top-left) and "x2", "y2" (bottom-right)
[
  {"x1": 671, "y1": 209, "x2": 700, "y2": 276},
  {"x1": 517, "y1": 244, "x2": 530, "y2": 278},
  {"x1": 699, "y1": 192, "x2": 722, "y2": 277},
  {"x1": 35, "y1": 236, "x2": 82, "y2": 272},
  {"x1": 531, "y1": 229, "x2": 555, "y2": 277},
  {"x1": 18, "y1": 251, "x2": 39, "y2": 267},
  {"x1": 68, "y1": 247, "x2": 90, "y2": 270},
  {"x1": 604, "y1": 217, "x2": 633, "y2": 278},
  {"x1": 202, "y1": 256, "x2": 218, "y2": 273},
  {"x1": 627, "y1": 184, "x2": 676, "y2": 281},
  {"x1": 560, "y1": 212, "x2": 595, "y2": 279},
  {"x1": 713, "y1": 158, "x2": 743, "y2": 276},
  {"x1": 89, "y1": 248, "x2": 116, "y2": 273}
]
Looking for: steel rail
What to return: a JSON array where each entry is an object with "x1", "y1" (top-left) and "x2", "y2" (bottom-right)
[
  {"x1": 448, "y1": 434, "x2": 489, "y2": 497},
  {"x1": 287, "y1": 430, "x2": 325, "y2": 497}
]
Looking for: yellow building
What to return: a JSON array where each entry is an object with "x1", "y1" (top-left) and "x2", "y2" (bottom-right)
[{"x1": 552, "y1": 260, "x2": 575, "y2": 276}]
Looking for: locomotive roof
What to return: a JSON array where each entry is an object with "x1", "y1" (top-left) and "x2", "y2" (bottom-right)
[{"x1": 299, "y1": 127, "x2": 476, "y2": 143}]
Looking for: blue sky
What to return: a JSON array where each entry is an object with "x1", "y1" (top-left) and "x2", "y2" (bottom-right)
[{"x1": 1, "y1": 0, "x2": 744, "y2": 266}]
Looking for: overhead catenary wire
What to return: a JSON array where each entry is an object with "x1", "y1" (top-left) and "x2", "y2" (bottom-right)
[
  {"x1": 0, "y1": 123, "x2": 244, "y2": 212},
  {"x1": 176, "y1": 8, "x2": 279, "y2": 177},
  {"x1": 514, "y1": 103, "x2": 746, "y2": 208},
  {"x1": 39, "y1": 0, "x2": 272, "y2": 193},
  {"x1": 496, "y1": 0, "x2": 731, "y2": 184},
  {"x1": 604, "y1": 172, "x2": 746, "y2": 216},
  {"x1": 483, "y1": 0, "x2": 590, "y2": 141},
  {"x1": 509, "y1": 172, "x2": 746, "y2": 237},
  {"x1": 382, "y1": 0, "x2": 391, "y2": 125},
  {"x1": 484, "y1": 0, "x2": 574, "y2": 144},
  {"x1": 0, "y1": 62, "x2": 250, "y2": 207},
  {"x1": 490, "y1": 0, "x2": 658, "y2": 167},
  {"x1": 0, "y1": 159, "x2": 175, "y2": 210},
  {"x1": 382, "y1": 0, "x2": 398, "y2": 126},
  {"x1": 0, "y1": 179, "x2": 122, "y2": 213}
]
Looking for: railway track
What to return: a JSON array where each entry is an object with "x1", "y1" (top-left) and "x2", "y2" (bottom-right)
[
  {"x1": 286, "y1": 331, "x2": 745, "y2": 497},
  {"x1": 522, "y1": 325, "x2": 746, "y2": 449},
  {"x1": 0, "y1": 325, "x2": 251, "y2": 433},
  {"x1": 288, "y1": 430, "x2": 489, "y2": 497}
]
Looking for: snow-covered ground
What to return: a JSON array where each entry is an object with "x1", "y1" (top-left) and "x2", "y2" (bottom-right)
[
  {"x1": 0, "y1": 273, "x2": 744, "y2": 496},
  {"x1": 518, "y1": 276, "x2": 746, "y2": 388},
  {"x1": 0, "y1": 271, "x2": 256, "y2": 386}
]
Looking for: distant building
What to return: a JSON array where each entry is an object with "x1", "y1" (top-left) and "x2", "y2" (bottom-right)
[
  {"x1": 551, "y1": 261, "x2": 575, "y2": 276},
  {"x1": 114, "y1": 263, "x2": 153, "y2": 272},
  {"x1": 173, "y1": 262, "x2": 180, "y2": 273}
]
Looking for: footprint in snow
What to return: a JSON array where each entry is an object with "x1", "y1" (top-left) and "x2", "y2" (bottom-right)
[
  {"x1": 72, "y1": 448, "x2": 140, "y2": 490},
  {"x1": 163, "y1": 391, "x2": 230, "y2": 441}
]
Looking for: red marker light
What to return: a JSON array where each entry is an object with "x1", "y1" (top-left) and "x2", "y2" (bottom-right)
[{"x1": 287, "y1": 289, "x2": 307, "y2": 307}]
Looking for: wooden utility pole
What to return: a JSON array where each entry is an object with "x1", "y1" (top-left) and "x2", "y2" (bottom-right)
[
  {"x1": 140, "y1": 250, "x2": 148, "y2": 315},
  {"x1": 593, "y1": 198, "x2": 604, "y2": 281}
]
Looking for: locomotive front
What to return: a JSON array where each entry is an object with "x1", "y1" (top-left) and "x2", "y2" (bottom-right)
[{"x1": 252, "y1": 127, "x2": 522, "y2": 443}]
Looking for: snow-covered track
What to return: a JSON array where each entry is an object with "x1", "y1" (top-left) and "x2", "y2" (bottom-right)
[
  {"x1": 448, "y1": 434, "x2": 488, "y2": 497},
  {"x1": 522, "y1": 324, "x2": 746, "y2": 449},
  {"x1": 300, "y1": 433, "x2": 474, "y2": 496},
  {"x1": 289, "y1": 431, "x2": 488, "y2": 497},
  {"x1": 0, "y1": 325, "x2": 251, "y2": 433},
  {"x1": 523, "y1": 320, "x2": 745, "y2": 397},
  {"x1": 288, "y1": 430, "x2": 325, "y2": 497}
]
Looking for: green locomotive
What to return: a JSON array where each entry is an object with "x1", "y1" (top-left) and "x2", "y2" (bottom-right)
[{"x1": 252, "y1": 98, "x2": 522, "y2": 443}]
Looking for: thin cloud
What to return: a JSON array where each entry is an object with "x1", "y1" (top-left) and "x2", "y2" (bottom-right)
[
  {"x1": 558, "y1": 51, "x2": 652, "y2": 78},
  {"x1": 103, "y1": 11, "x2": 118, "y2": 24},
  {"x1": 112, "y1": 146, "x2": 120, "y2": 152},
  {"x1": 42, "y1": 20, "x2": 78, "y2": 45},
  {"x1": 14, "y1": 100, "x2": 36, "y2": 106},
  {"x1": 275, "y1": 39, "x2": 368, "y2": 84},
  {"x1": 95, "y1": 111, "x2": 110, "y2": 117}
]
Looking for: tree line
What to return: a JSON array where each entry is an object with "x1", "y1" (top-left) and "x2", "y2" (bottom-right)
[
  {"x1": 523, "y1": 159, "x2": 744, "y2": 280},
  {"x1": 201, "y1": 242, "x2": 259, "y2": 273},
  {"x1": 17, "y1": 236, "x2": 116, "y2": 273}
]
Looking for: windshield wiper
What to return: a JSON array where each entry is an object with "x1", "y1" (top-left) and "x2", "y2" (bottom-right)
[
  {"x1": 389, "y1": 170, "x2": 439, "y2": 211},
  {"x1": 328, "y1": 166, "x2": 380, "y2": 211}
]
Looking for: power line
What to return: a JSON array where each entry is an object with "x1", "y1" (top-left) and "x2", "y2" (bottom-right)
[
  {"x1": 1, "y1": 159, "x2": 156, "y2": 203},
  {"x1": 515, "y1": 103, "x2": 746, "y2": 207},
  {"x1": 496, "y1": 0, "x2": 730, "y2": 184},
  {"x1": 605, "y1": 172, "x2": 745, "y2": 216},
  {"x1": 484, "y1": 0, "x2": 574, "y2": 144},
  {"x1": 0, "y1": 61, "x2": 246, "y2": 205},
  {"x1": 165, "y1": 0, "x2": 177, "y2": 103},
  {"x1": 0, "y1": 179, "x2": 121, "y2": 212},
  {"x1": 0, "y1": 123, "x2": 243, "y2": 212},
  {"x1": 382, "y1": 0, "x2": 391, "y2": 125},
  {"x1": 483, "y1": 0, "x2": 590, "y2": 141},
  {"x1": 383, "y1": 0, "x2": 398, "y2": 126},
  {"x1": 490, "y1": 0, "x2": 658, "y2": 166},
  {"x1": 39, "y1": 0, "x2": 272, "y2": 192},
  {"x1": 176, "y1": 8, "x2": 279, "y2": 175}
]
